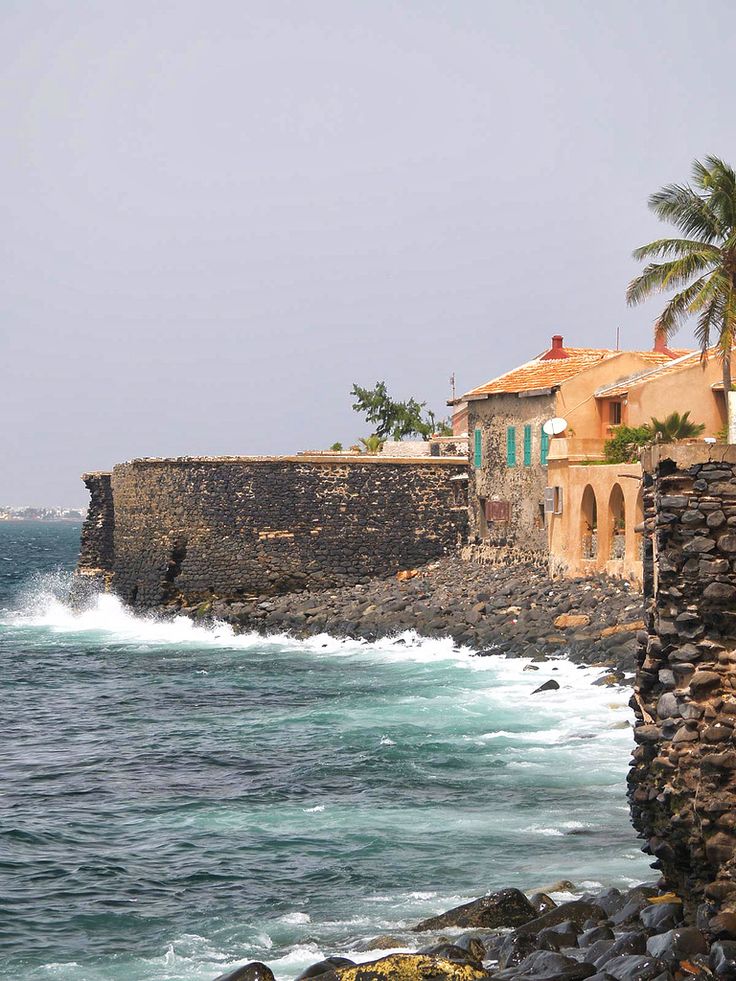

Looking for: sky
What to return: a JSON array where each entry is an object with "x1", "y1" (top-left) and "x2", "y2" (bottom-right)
[{"x1": 2, "y1": 0, "x2": 736, "y2": 504}]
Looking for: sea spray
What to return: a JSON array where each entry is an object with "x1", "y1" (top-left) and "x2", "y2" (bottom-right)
[{"x1": 0, "y1": 525, "x2": 650, "y2": 981}]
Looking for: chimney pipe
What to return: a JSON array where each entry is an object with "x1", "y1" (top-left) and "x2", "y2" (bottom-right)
[
  {"x1": 653, "y1": 332, "x2": 677, "y2": 358},
  {"x1": 541, "y1": 334, "x2": 569, "y2": 360}
]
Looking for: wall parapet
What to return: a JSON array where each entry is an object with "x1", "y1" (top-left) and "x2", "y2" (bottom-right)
[
  {"x1": 77, "y1": 456, "x2": 469, "y2": 606},
  {"x1": 630, "y1": 443, "x2": 736, "y2": 923}
]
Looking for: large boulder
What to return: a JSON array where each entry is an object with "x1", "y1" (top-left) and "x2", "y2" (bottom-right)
[
  {"x1": 413, "y1": 888, "x2": 537, "y2": 932},
  {"x1": 645, "y1": 927, "x2": 707, "y2": 963},
  {"x1": 212, "y1": 964, "x2": 276, "y2": 981},
  {"x1": 513, "y1": 900, "x2": 607, "y2": 937},
  {"x1": 492, "y1": 949, "x2": 595, "y2": 980},
  {"x1": 332, "y1": 953, "x2": 490, "y2": 981},
  {"x1": 296, "y1": 958, "x2": 356, "y2": 980}
]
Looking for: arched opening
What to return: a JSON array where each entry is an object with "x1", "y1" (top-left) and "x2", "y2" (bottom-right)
[
  {"x1": 609, "y1": 484, "x2": 626, "y2": 560},
  {"x1": 635, "y1": 489, "x2": 644, "y2": 562},
  {"x1": 580, "y1": 485, "x2": 598, "y2": 559}
]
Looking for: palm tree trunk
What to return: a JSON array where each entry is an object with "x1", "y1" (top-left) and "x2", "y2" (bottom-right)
[{"x1": 725, "y1": 347, "x2": 735, "y2": 443}]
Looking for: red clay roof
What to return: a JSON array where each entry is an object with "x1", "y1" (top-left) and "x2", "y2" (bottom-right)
[{"x1": 463, "y1": 347, "x2": 692, "y2": 399}]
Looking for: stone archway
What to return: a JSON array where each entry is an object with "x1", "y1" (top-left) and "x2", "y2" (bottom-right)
[
  {"x1": 580, "y1": 484, "x2": 598, "y2": 560},
  {"x1": 608, "y1": 483, "x2": 626, "y2": 560}
]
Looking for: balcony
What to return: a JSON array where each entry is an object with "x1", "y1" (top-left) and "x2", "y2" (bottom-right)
[{"x1": 546, "y1": 437, "x2": 606, "y2": 463}]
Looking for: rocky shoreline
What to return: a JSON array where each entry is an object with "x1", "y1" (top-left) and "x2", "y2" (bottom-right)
[
  {"x1": 163, "y1": 557, "x2": 644, "y2": 677},
  {"x1": 213, "y1": 880, "x2": 736, "y2": 980}
]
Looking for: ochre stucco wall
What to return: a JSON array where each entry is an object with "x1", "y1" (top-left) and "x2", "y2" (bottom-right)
[{"x1": 547, "y1": 458, "x2": 643, "y2": 584}]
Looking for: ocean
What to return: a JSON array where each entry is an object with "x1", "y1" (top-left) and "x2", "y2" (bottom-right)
[{"x1": 0, "y1": 522, "x2": 651, "y2": 981}]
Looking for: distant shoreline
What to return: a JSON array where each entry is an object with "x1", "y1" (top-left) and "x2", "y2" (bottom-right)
[{"x1": 0, "y1": 518, "x2": 84, "y2": 524}]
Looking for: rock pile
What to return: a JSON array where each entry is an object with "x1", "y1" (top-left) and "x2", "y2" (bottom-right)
[
  {"x1": 213, "y1": 882, "x2": 736, "y2": 980},
  {"x1": 171, "y1": 557, "x2": 644, "y2": 673}
]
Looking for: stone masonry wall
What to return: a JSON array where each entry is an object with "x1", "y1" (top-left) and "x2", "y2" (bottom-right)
[
  {"x1": 629, "y1": 445, "x2": 736, "y2": 927},
  {"x1": 78, "y1": 456, "x2": 468, "y2": 607},
  {"x1": 467, "y1": 391, "x2": 554, "y2": 558},
  {"x1": 77, "y1": 472, "x2": 114, "y2": 574}
]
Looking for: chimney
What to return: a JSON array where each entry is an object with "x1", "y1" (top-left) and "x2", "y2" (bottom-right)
[
  {"x1": 540, "y1": 334, "x2": 569, "y2": 360},
  {"x1": 653, "y1": 332, "x2": 677, "y2": 359}
]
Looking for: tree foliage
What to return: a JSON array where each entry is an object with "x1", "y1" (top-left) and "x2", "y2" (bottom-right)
[
  {"x1": 603, "y1": 412, "x2": 706, "y2": 461},
  {"x1": 648, "y1": 411, "x2": 706, "y2": 443},
  {"x1": 603, "y1": 425, "x2": 653, "y2": 463},
  {"x1": 626, "y1": 155, "x2": 736, "y2": 394},
  {"x1": 350, "y1": 381, "x2": 445, "y2": 440}
]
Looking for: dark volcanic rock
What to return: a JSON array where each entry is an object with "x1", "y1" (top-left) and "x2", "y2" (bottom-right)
[
  {"x1": 711, "y1": 940, "x2": 736, "y2": 977},
  {"x1": 531, "y1": 679, "x2": 561, "y2": 694},
  {"x1": 296, "y1": 958, "x2": 356, "y2": 980},
  {"x1": 645, "y1": 927, "x2": 707, "y2": 962},
  {"x1": 514, "y1": 901, "x2": 607, "y2": 937},
  {"x1": 413, "y1": 888, "x2": 537, "y2": 932},
  {"x1": 212, "y1": 964, "x2": 276, "y2": 981},
  {"x1": 493, "y1": 950, "x2": 595, "y2": 980}
]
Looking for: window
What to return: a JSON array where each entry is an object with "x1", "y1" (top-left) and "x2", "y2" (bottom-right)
[
  {"x1": 523, "y1": 424, "x2": 532, "y2": 466},
  {"x1": 506, "y1": 426, "x2": 516, "y2": 467},
  {"x1": 609, "y1": 401, "x2": 622, "y2": 425},
  {"x1": 540, "y1": 429, "x2": 550, "y2": 465},
  {"x1": 474, "y1": 428, "x2": 482, "y2": 469}
]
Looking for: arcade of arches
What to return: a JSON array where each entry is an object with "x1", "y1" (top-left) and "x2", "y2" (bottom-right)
[{"x1": 547, "y1": 460, "x2": 644, "y2": 584}]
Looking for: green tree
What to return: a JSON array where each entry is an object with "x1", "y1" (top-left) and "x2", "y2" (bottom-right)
[
  {"x1": 329, "y1": 442, "x2": 343, "y2": 452},
  {"x1": 350, "y1": 381, "x2": 442, "y2": 440},
  {"x1": 626, "y1": 155, "x2": 736, "y2": 398},
  {"x1": 648, "y1": 411, "x2": 705, "y2": 443},
  {"x1": 603, "y1": 425, "x2": 653, "y2": 464}
]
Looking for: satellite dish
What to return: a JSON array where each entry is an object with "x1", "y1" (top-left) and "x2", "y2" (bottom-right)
[{"x1": 543, "y1": 417, "x2": 568, "y2": 437}]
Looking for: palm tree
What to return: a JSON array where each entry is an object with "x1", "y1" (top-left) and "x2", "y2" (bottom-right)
[
  {"x1": 647, "y1": 411, "x2": 705, "y2": 444},
  {"x1": 359, "y1": 434, "x2": 385, "y2": 454},
  {"x1": 626, "y1": 156, "x2": 736, "y2": 404}
]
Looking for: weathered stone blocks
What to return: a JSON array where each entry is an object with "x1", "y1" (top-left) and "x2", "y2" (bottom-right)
[
  {"x1": 630, "y1": 447, "x2": 736, "y2": 923},
  {"x1": 77, "y1": 457, "x2": 469, "y2": 606}
]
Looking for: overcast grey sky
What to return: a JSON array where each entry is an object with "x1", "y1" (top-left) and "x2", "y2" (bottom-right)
[{"x1": 2, "y1": 1, "x2": 735, "y2": 504}]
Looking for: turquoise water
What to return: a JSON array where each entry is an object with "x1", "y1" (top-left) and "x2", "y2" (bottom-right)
[{"x1": 0, "y1": 523, "x2": 650, "y2": 981}]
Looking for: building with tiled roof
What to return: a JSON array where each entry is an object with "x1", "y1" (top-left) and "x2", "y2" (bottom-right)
[
  {"x1": 463, "y1": 331, "x2": 728, "y2": 586},
  {"x1": 463, "y1": 335, "x2": 690, "y2": 400},
  {"x1": 463, "y1": 332, "x2": 712, "y2": 564}
]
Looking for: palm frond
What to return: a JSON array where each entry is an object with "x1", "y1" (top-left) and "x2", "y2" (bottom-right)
[
  {"x1": 652, "y1": 277, "x2": 710, "y2": 340},
  {"x1": 694, "y1": 295, "x2": 724, "y2": 353},
  {"x1": 632, "y1": 238, "x2": 721, "y2": 262},
  {"x1": 648, "y1": 183, "x2": 726, "y2": 241},
  {"x1": 626, "y1": 254, "x2": 715, "y2": 306}
]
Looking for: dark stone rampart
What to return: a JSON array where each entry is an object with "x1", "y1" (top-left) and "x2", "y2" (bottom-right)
[
  {"x1": 629, "y1": 445, "x2": 736, "y2": 925},
  {"x1": 78, "y1": 456, "x2": 468, "y2": 606},
  {"x1": 78, "y1": 472, "x2": 114, "y2": 574}
]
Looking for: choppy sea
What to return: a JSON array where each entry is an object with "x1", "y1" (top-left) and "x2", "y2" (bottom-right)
[{"x1": 0, "y1": 522, "x2": 651, "y2": 981}]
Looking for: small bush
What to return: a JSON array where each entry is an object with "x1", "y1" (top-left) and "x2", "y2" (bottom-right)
[{"x1": 604, "y1": 425, "x2": 652, "y2": 464}]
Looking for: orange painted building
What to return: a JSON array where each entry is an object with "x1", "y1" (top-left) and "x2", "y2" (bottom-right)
[{"x1": 463, "y1": 334, "x2": 726, "y2": 582}]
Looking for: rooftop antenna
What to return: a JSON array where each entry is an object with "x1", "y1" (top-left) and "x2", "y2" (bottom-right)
[
  {"x1": 450, "y1": 372, "x2": 456, "y2": 402},
  {"x1": 616, "y1": 326, "x2": 621, "y2": 351}
]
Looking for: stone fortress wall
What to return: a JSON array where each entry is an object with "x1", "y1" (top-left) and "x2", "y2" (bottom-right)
[
  {"x1": 77, "y1": 455, "x2": 469, "y2": 606},
  {"x1": 630, "y1": 445, "x2": 736, "y2": 925}
]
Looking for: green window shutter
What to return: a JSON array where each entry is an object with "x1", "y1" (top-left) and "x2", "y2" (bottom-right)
[
  {"x1": 506, "y1": 426, "x2": 516, "y2": 467},
  {"x1": 473, "y1": 428, "x2": 482, "y2": 469},
  {"x1": 523, "y1": 425, "x2": 532, "y2": 466},
  {"x1": 541, "y1": 429, "x2": 550, "y2": 466}
]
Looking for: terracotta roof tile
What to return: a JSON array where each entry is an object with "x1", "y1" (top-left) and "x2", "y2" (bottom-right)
[
  {"x1": 463, "y1": 347, "x2": 691, "y2": 399},
  {"x1": 594, "y1": 350, "x2": 705, "y2": 398}
]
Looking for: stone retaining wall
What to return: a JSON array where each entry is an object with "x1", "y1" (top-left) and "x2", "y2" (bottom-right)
[
  {"x1": 77, "y1": 456, "x2": 468, "y2": 606},
  {"x1": 629, "y1": 445, "x2": 736, "y2": 925}
]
